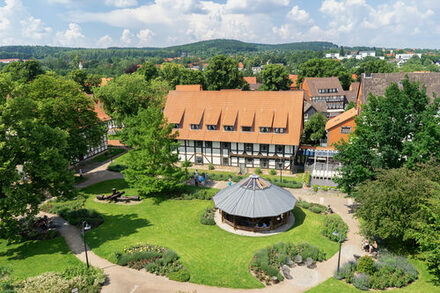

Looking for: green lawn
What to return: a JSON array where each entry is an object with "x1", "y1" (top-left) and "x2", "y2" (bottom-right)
[
  {"x1": 307, "y1": 258, "x2": 440, "y2": 293},
  {"x1": 80, "y1": 179, "x2": 338, "y2": 289},
  {"x1": 0, "y1": 237, "x2": 82, "y2": 280}
]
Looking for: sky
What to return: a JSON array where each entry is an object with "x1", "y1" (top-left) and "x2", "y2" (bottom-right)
[{"x1": 1, "y1": 0, "x2": 439, "y2": 49}]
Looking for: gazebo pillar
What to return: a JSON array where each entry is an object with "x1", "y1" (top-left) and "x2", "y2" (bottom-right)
[
  {"x1": 271, "y1": 217, "x2": 274, "y2": 230},
  {"x1": 252, "y1": 218, "x2": 255, "y2": 232},
  {"x1": 221, "y1": 210, "x2": 224, "y2": 223},
  {"x1": 233, "y1": 215, "x2": 236, "y2": 230}
]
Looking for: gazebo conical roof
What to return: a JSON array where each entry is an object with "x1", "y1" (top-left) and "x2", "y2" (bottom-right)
[{"x1": 213, "y1": 174, "x2": 297, "y2": 218}]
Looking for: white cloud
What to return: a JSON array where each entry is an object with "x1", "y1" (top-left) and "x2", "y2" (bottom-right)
[
  {"x1": 287, "y1": 5, "x2": 312, "y2": 24},
  {"x1": 137, "y1": 28, "x2": 155, "y2": 46},
  {"x1": 55, "y1": 23, "x2": 85, "y2": 47},
  {"x1": 97, "y1": 35, "x2": 113, "y2": 47},
  {"x1": 225, "y1": 0, "x2": 290, "y2": 13},
  {"x1": 105, "y1": 0, "x2": 138, "y2": 8},
  {"x1": 0, "y1": 0, "x2": 52, "y2": 45},
  {"x1": 47, "y1": 0, "x2": 71, "y2": 3},
  {"x1": 120, "y1": 29, "x2": 135, "y2": 46}
]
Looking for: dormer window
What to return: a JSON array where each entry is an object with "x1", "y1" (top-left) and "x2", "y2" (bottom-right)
[
  {"x1": 274, "y1": 128, "x2": 286, "y2": 134},
  {"x1": 174, "y1": 123, "x2": 181, "y2": 129},
  {"x1": 191, "y1": 124, "x2": 201, "y2": 130},
  {"x1": 207, "y1": 125, "x2": 217, "y2": 130},
  {"x1": 259, "y1": 127, "x2": 271, "y2": 133},
  {"x1": 224, "y1": 125, "x2": 234, "y2": 131},
  {"x1": 241, "y1": 126, "x2": 252, "y2": 132}
]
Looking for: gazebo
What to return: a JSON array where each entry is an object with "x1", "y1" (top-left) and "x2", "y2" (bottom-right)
[{"x1": 213, "y1": 174, "x2": 297, "y2": 232}]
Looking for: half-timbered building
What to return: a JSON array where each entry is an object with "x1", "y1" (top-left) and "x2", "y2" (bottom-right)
[{"x1": 163, "y1": 85, "x2": 305, "y2": 173}]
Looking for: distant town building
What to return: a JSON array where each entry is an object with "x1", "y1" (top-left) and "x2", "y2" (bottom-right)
[
  {"x1": 301, "y1": 77, "x2": 359, "y2": 118},
  {"x1": 395, "y1": 53, "x2": 422, "y2": 67}
]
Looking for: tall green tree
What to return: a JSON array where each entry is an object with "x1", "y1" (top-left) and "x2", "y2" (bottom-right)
[
  {"x1": 204, "y1": 55, "x2": 244, "y2": 90},
  {"x1": 93, "y1": 73, "x2": 169, "y2": 123},
  {"x1": 259, "y1": 64, "x2": 291, "y2": 91},
  {"x1": 301, "y1": 113, "x2": 328, "y2": 145},
  {"x1": 354, "y1": 59, "x2": 396, "y2": 78},
  {"x1": 159, "y1": 63, "x2": 204, "y2": 89},
  {"x1": 122, "y1": 107, "x2": 185, "y2": 196},
  {"x1": 137, "y1": 61, "x2": 159, "y2": 82},
  {"x1": 335, "y1": 78, "x2": 440, "y2": 193},
  {"x1": 297, "y1": 58, "x2": 352, "y2": 90},
  {"x1": 0, "y1": 97, "x2": 75, "y2": 240},
  {"x1": 1, "y1": 60, "x2": 44, "y2": 83},
  {"x1": 10, "y1": 74, "x2": 106, "y2": 163},
  {"x1": 356, "y1": 162, "x2": 440, "y2": 282}
]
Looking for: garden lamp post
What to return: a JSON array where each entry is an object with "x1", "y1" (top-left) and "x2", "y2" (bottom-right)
[
  {"x1": 279, "y1": 161, "x2": 283, "y2": 183},
  {"x1": 82, "y1": 221, "x2": 91, "y2": 268},
  {"x1": 333, "y1": 229, "x2": 343, "y2": 273}
]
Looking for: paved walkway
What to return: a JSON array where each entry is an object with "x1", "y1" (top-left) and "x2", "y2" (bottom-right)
[
  {"x1": 75, "y1": 161, "x2": 124, "y2": 189},
  {"x1": 55, "y1": 170, "x2": 364, "y2": 293}
]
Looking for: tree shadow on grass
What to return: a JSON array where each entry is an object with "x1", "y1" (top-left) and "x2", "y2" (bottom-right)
[
  {"x1": 282, "y1": 207, "x2": 306, "y2": 233},
  {"x1": 0, "y1": 237, "x2": 71, "y2": 261},
  {"x1": 85, "y1": 213, "x2": 151, "y2": 251}
]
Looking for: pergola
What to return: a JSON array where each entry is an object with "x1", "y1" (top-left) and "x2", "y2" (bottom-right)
[{"x1": 213, "y1": 174, "x2": 297, "y2": 232}]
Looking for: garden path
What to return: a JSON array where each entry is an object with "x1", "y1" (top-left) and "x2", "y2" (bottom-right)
[{"x1": 57, "y1": 170, "x2": 365, "y2": 293}]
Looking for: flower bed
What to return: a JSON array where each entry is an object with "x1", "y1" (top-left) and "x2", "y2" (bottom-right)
[
  {"x1": 115, "y1": 244, "x2": 190, "y2": 282},
  {"x1": 2, "y1": 264, "x2": 105, "y2": 293},
  {"x1": 334, "y1": 253, "x2": 418, "y2": 290},
  {"x1": 250, "y1": 242, "x2": 326, "y2": 285},
  {"x1": 200, "y1": 208, "x2": 216, "y2": 225}
]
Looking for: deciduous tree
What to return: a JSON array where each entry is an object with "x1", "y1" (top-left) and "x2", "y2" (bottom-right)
[
  {"x1": 301, "y1": 113, "x2": 327, "y2": 145},
  {"x1": 204, "y1": 55, "x2": 244, "y2": 90},
  {"x1": 335, "y1": 78, "x2": 440, "y2": 193},
  {"x1": 122, "y1": 106, "x2": 186, "y2": 196},
  {"x1": 259, "y1": 64, "x2": 291, "y2": 91}
]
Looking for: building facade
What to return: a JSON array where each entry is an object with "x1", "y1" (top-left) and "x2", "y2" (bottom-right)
[{"x1": 164, "y1": 86, "x2": 305, "y2": 173}]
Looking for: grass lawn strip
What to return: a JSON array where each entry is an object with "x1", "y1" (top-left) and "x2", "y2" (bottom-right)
[
  {"x1": 80, "y1": 179, "x2": 338, "y2": 289},
  {"x1": 0, "y1": 237, "x2": 82, "y2": 280}
]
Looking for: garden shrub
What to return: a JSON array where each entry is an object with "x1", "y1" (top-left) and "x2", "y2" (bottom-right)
[
  {"x1": 353, "y1": 273, "x2": 371, "y2": 291},
  {"x1": 297, "y1": 200, "x2": 327, "y2": 214},
  {"x1": 335, "y1": 252, "x2": 418, "y2": 290},
  {"x1": 200, "y1": 208, "x2": 216, "y2": 225},
  {"x1": 0, "y1": 266, "x2": 14, "y2": 293},
  {"x1": 313, "y1": 185, "x2": 319, "y2": 192},
  {"x1": 321, "y1": 214, "x2": 348, "y2": 242},
  {"x1": 255, "y1": 167, "x2": 262, "y2": 175},
  {"x1": 115, "y1": 244, "x2": 189, "y2": 282},
  {"x1": 168, "y1": 268, "x2": 191, "y2": 282},
  {"x1": 251, "y1": 242, "x2": 325, "y2": 285},
  {"x1": 178, "y1": 187, "x2": 218, "y2": 200},
  {"x1": 357, "y1": 256, "x2": 376, "y2": 275},
  {"x1": 303, "y1": 171, "x2": 310, "y2": 186},
  {"x1": 208, "y1": 163, "x2": 214, "y2": 170},
  {"x1": 231, "y1": 175, "x2": 243, "y2": 182},
  {"x1": 59, "y1": 208, "x2": 104, "y2": 229},
  {"x1": 107, "y1": 163, "x2": 127, "y2": 172},
  {"x1": 334, "y1": 261, "x2": 357, "y2": 282},
  {"x1": 269, "y1": 169, "x2": 277, "y2": 176}
]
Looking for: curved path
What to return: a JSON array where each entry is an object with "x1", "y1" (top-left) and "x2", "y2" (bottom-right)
[{"x1": 57, "y1": 168, "x2": 365, "y2": 293}]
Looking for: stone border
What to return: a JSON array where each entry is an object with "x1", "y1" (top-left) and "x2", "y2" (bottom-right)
[{"x1": 214, "y1": 209, "x2": 295, "y2": 237}]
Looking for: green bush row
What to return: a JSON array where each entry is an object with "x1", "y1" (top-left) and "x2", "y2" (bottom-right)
[
  {"x1": 321, "y1": 214, "x2": 348, "y2": 242},
  {"x1": 107, "y1": 163, "x2": 128, "y2": 172},
  {"x1": 297, "y1": 200, "x2": 327, "y2": 214},
  {"x1": 334, "y1": 253, "x2": 418, "y2": 290},
  {"x1": 115, "y1": 244, "x2": 190, "y2": 282},
  {"x1": 41, "y1": 195, "x2": 104, "y2": 229},
  {"x1": 200, "y1": 208, "x2": 216, "y2": 225}
]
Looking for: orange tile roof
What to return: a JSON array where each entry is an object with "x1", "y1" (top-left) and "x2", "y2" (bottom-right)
[
  {"x1": 243, "y1": 76, "x2": 257, "y2": 85},
  {"x1": 289, "y1": 74, "x2": 298, "y2": 89},
  {"x1": 164, "y1": 90, "x2": 304, "y2": 146},
  {"x1": 325, "y1": 108, "x2": 357, "y2": 130},
  {"x1": 93, "y1": 100, "x2": 112, "y2": 122},
  {"x1": 175, "y1": 84, "x2": 202, "y2": 91},
  {"x1": 100, "y1": 77, "x2": 113, "y2": 86}
]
